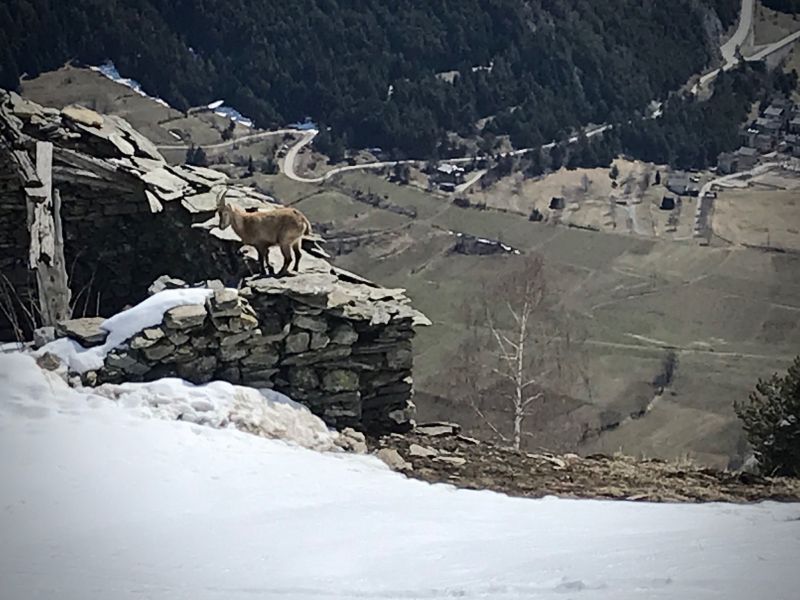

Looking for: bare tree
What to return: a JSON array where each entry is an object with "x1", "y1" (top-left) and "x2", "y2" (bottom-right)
[
  {"x1": 580, "y1": 173, "x2": 592, "y2": 194},
  {"x1": 453, "y1": 256, "x2": 582, "y2": 450},
  {"x1": 638, "y1": 169, "x2": 653, "y2": 194}
]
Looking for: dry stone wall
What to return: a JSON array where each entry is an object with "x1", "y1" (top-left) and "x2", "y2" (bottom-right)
[{"x1": 85, "y1": 273, "x2": 425, "y2": 432}]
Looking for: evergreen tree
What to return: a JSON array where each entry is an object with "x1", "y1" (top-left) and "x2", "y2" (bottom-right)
[{"x1": 735, "y1": 357, "x2": 800, "y2": 477}]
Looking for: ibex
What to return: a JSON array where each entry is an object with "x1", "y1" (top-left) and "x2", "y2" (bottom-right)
[{"x1": 216, "y1": 190, "x2": 312, "y2": 277}]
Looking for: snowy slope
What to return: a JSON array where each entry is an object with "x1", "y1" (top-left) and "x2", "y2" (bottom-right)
[{"x1": 1, "y1": 354, "x2": 799, "y2": 600}]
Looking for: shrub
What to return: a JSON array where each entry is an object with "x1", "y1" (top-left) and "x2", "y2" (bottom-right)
[{"x1": 734, "y1": 357, "x2": 800, "y2": 477}]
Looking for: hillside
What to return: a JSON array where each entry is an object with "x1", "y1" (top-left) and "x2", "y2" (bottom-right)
[{"x1": 1, "y1": 0, "x2": 739, "y2": 156}]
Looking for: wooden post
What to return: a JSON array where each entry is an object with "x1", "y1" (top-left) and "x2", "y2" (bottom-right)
[{"x1": 26, "y1": 141, "x2": 71, "y2": 326}]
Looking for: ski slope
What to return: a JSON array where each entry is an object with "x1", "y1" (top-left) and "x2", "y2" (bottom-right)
[{"x1": 1, "y1": 353, "x2": 799, "y2": 600}]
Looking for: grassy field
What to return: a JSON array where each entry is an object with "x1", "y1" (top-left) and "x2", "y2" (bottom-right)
[
  {"x1": 754, "y1": 4, "x2": 800, "y2": 46},
  {"x1": 295, "y1": 170, "x2": 800, "y2": 468},
  {"x1": 713, "y1": 188, "x2": 800, "y2": 251},
  {"x1": 21, "y1": 66, "x2": 232, "y2": 147}
]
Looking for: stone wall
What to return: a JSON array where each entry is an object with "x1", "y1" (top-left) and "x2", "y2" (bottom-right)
[{"x1": 75, "y1": 271, "x2": 425, "y2": 432}]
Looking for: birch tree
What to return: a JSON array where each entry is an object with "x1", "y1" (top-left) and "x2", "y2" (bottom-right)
[{"x1": 454, "y1": 256, "x2": 580, "y2": 450}]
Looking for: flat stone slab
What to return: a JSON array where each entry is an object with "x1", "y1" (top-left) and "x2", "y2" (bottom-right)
[
  {"x1": 56, "y1": 317, "x2": 108, "y2": 347},
  {"x1": 61, "y1": 105, "x2": 104, "y2": 128},
  {"x1": 164, "y1": 304, "x2": 207, "y2": 330},
  {"x1": 414, "y1": 422, "x2": 461, "y2": 437}
]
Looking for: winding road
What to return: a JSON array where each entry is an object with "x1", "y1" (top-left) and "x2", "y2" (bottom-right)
[{"x1": 156, "y1": 129, "x2": 296, "y2": 151}]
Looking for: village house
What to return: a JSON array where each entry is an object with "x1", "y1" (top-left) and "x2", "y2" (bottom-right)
[
  {"x1": 764, "y1": 105, "x2": 788, "y2": 126},
  {"x1": 718, "y1": 146, "x2": 759, "y2": 174},
  {"x1": 666, "y1": 171, "x2": 700, "y2": 196},
  {"x1": 433, "y1": 163, "x2": 465, "y2": 189}
]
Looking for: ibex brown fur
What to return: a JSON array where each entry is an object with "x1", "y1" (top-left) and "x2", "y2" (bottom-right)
[{"x1": 216, "y1": 190, "x2": 312, "y2": 277}]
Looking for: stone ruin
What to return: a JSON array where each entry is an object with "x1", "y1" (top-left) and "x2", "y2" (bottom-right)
[
  {"x1": 0, "y1": 90, "x2": 429, "y2": 432},
  {"x1": 0, "y1": 89, "x2": 327, "y2": 340},
  {"x1": 61, "y1": 272, "x2": 426, "y2": 432}
]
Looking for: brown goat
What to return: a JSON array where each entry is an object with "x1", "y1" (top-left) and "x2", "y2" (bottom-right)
[{"x1": 216, "y1": 190, "x2": 312, "y2": 277}]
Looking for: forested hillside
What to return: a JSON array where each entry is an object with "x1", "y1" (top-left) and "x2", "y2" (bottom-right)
[{"x1": 1, "y1": 0, "x2": 737, "y2": 157}]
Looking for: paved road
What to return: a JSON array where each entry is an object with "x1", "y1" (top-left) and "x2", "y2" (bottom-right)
[
  {"x1": 692, "y1": 0, "x2": 800, "y2": 94},
  {"x1": 156, "y1": 129, "x2": 296, "y2": 151},
  {"x1": 720, "y1": 0, "x2": 755, "y2": 67},
  {"x1": 283, "y1": 123, "x2": 612, "y2": 185}
]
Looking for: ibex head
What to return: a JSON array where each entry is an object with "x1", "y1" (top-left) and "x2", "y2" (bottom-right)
[{"x1": 216, "y1": 188, "x2": 232, "y2": 230}]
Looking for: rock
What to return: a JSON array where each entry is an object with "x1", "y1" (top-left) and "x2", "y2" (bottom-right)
[
  {"x1": 288, "y1": 367, "x2": 319, "y2": 390},
  {"x1": 130, "y1": 334, "x2": 159, "y2": 350},
  {"x1": 207, "y1": 288, "x2": 241, "y2": 317},
  {"x1": 106, "y1": 351, "x2": 150, "y2": 376},
  {"x1": 280, "y1": 345, "x2": 351, "y2": 366},
  {"x1": 82, "y1": 370, "x2": 98, "y2": 386},
  {"x1": 219, "y1": 344, "x2": 248, "y2": 362},
  {"x1": 330, "y1": 323, "x2": 358, "y2": 345},
  {"x1": 433, "y1": 455, "x2": 467, "y2": 467},
  {"x1": 204, "y1": 279, "x2": 225, "y2": 291},
  {"x1": 322, "y1": 369, "x2": 359, "y2": 393},
  {"x1": 336, "y1": 427, "x2": 368, "y2": 454},
  {"x1": 309, "y1": 332, "x2": 330, "y2": 350},
  {"x1": 386, "y1": 345, "x2": 413, "y2": 370},
  {"x1": 219, "y1": 330, "x2": 253, "y2": 347},
  {"x1": 148, "y1": 275, "x2": 187, "y2": 296},
  {"x1": 408, "y1": 443, "x2": 439, "y2": 459},
  {"x1": 8, "y1": 92, "x2": 43, "y2": 119},
  {"x1": 33, "y1": 326, "x2": 57, "y2": 348},
  {"x1": 456, "y1": 434, "x2": 481, "y2": 445},
  {"x1": 177, "y1": 355, "x2": 217, "y2": 383},
  {"x1": 108, "y1": 132, "x2": 135, "y2": 156},
  {"x1": 216, "y1": 365, "x2": 241, "y2": 384},
  {"x1": 284, "y1": 331, "x2": 310, "y2": 354},
  {"x1": 388, "y1": 404, "x2": 415, "y2": 430},
  {"x1": 142, "y1": 341, "x2": 176, "y2": 361},
  {"x1": 61, "y1": 104, "x2": 104, "y2": 128},
  {"x1": 165, "y1": 330, "x2": 191, "y2": 346},
  {"x1": 142, "y1": 327, "x2": 165, "y2": 341},
  {"x1": 415, "y1": 422, "x2": 461, "y2": 437},
  {"x1": 35, "y1": 352, "x2": 62, "y2": 371},
  {"x1": 55, "y1": 317, "x2": 108, "y2": 347},
  {"x1": 293, "y1": 314, "x2": 328, "y2": 332},
  {"x1": 377, "y1": 448, "x2": 412, "y2": 472},
  {"x1": 241, "y1": 346, "x2": 280, "y2": 367},
  {"x1": 164, "y1": 304, "x2": 207, "y2": 330}
]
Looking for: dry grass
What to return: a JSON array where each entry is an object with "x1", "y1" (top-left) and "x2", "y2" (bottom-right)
[
  {"x1": 754, "y1": 5, "x2": 800, "y2": 46},
  {"x1": 21, "y1": 65, "x2": 230, "y2": 147},
  {"x1": 713, "y1": 186, "x2": 800, "y2": 251}
]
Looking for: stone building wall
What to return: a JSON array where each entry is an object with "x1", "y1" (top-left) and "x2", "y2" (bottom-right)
[{"x1": 0, "y1": 90, "x2": 317, "y2": 338}]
